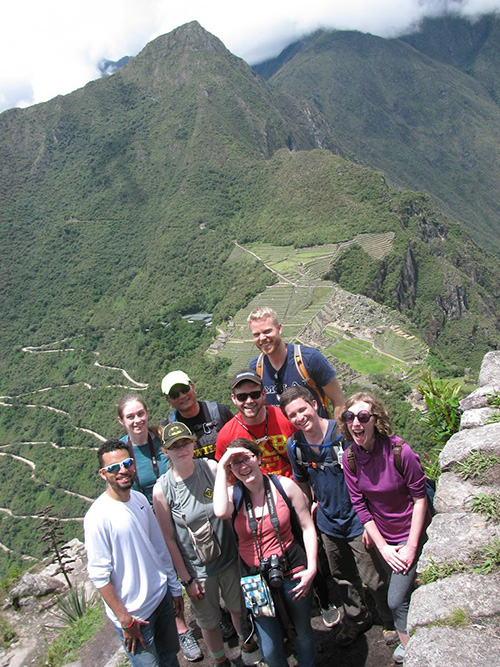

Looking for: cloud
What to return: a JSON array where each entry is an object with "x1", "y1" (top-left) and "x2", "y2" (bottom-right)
[{"x1": 1, "y1": 0, "x2": 499, "y2": 113}]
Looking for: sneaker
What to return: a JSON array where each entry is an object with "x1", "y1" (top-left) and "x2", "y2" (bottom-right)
[
  {"x1": 382, "y1": 626, "x2": 399, "y2": 645},
  {"x1": 219, "y1": 608, "x2": 237, "y2": 640},
  {"x1": 393, "y1": 643, "x2": 405, "y2": 664},
  {"x1": 179, "y1": 630, "x2": 203, "y2": 662},
  {"x1": 321, "y1": 604, "x2": 341, "y2": 628},
  {"x1": 334, "y1": 616, "x2": 372, "y2": 647}
]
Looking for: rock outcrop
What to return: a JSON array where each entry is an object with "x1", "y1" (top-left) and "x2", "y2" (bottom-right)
[{"x1": 406, "y1": 350, "x2": 500, "y2": 666}]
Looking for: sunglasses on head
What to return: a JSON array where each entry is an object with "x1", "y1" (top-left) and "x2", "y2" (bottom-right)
[
  {"x1": 342, "y1": 410, "x2": 373, "y2": 424},
  {"x1": 100, "y1": 457, "x2": 134, "y2": 474},
  {"x1": 234, "y1": 389, "x2": 262, "y2": 402},
  {"x1": 168, "y1": 384, "x2": 191, "y2": 400}
]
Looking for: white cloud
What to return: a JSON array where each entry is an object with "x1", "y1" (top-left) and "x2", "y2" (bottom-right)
[{"x1": 1, "y1": 0, "x2": 499, "y2": 113}]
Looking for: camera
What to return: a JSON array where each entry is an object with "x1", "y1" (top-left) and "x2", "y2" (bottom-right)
[{"x1": 259, "y1": 554, "x2": 287, "y2": 589}]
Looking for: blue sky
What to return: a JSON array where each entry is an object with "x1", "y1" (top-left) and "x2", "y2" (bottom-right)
[{"x1": 1, "y1": 0, "x2": 499, "y2": 113}]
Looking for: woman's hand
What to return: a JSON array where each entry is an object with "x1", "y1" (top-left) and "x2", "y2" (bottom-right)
[
  {"x1": 380, "y1": 543, "x2": 409, "y2": 573},
  {"x1": 185, "y1": 578, "x2": 205, "y2": 601},
  {"x1": 362, "y1": 529, "x2": 374, "y2": 549},
  {"x1": 395, "y1": 543, "x2": 417, "y2": 573},
  {"x1": 289, "y1": 566, "x2": 316, "y2": 599}
]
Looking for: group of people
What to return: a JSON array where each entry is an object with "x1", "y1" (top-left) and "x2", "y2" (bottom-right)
[{"x1": 84, "y1": 306, "x2": 431, "y2": 667}]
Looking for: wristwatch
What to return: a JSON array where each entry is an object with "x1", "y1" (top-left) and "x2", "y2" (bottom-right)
[{"x1": 181, "y1": 576, "x2": 194, "y2": 587}]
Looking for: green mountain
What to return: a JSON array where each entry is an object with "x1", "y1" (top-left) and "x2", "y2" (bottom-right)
[
  {"x1": 254, "y1": 14, "x2": 500, "y2": 254},
  {"x1": 1, "y1": 20, "x2": 500, "y2": 576}
]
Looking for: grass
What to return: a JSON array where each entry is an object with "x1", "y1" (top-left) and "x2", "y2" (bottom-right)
[
  {"x1": 429, "y1": 607, "x2": 471, "y2": 628},
  {"x1": 420, "y1": 557, "x2": 468, "y2": 584},
  {"x1": 469, "y1": 493, "x2": 500, "y2": 523},
  {"x1": 39, "y1": 603, "x2": 106, "y2": 667},
  {"x1": 454, "y1": 450, "x2": 500, "y2": 480},
  {"x1": 0, "y1": 616, "x2": 16, "y2": 649},
  {"x1": 326, "y1": 336, "x2": 405, "y2": 375},
  {"x1": 421, "y1": 538, "x2": 500, "y2": 583},
  {"x1": 470, "y1": 539, "x2": 500, "y2": 575}
]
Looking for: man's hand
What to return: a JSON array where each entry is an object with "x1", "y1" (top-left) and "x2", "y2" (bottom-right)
[
  {"x1": 123, "y1": 618, "x2": 149, "y2": 655},
  {"x1": 172, "y1": 594, "x2": 185, "y2": 616}
]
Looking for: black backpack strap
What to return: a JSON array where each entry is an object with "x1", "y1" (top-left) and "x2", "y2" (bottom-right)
[
  {"x1": 269, "y1": 474, "x2": 304, "y2": 548},
  {"x1": 231, "y1": 480, "x2": 245, "y2": 526}
]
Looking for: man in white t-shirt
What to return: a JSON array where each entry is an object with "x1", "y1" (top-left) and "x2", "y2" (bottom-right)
[{"x1": 84, "y1": 439, "x2": 182, "y2": 666}]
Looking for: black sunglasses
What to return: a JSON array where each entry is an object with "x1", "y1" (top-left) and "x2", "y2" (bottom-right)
[
  {"x1": 168, "y1": 384, "x2": 191, "y2": 400},
  {"x1": 234, "y1": 389, "x2": 262, "y2": 402},
  {"x1": 342, "y1": 410, "x2": 373, "y2": 424},
  {"x1": 273, "y1": 371, "x2": 284, "y2": 395}
]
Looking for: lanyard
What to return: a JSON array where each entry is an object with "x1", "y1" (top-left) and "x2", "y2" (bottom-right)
[
  {"x1": 234, "y1": 409, "x2": 289, "y2": 463},
  {"x1": 129, "y1": 431, "x2": 159, "y2": 478},
  {"x1": 243, "y1": 475, "x2": 286, "y2": 562}
]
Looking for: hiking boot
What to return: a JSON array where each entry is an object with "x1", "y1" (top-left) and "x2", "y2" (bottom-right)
[
  {"x1": 334, "y1": 616, "x2": 372, "y2": 647},
  {"x1": 321, "y1": 604, "x2": 341, "y2": 628},
  {"x1": 241, "y1": 638, "x2": 259, "y2": 653},
  {"x1": 179, "y1": 630, "x2": 203, "y2": 662},
  {"x1": 393, "y1": 643, "x2": 405, "y2": 664},
  {"x1": 220, "y1": 608, "x2": 237, "y2": 640},
  {"x1": 241, "y1": 637, "x2": 263, "y2": 666}
]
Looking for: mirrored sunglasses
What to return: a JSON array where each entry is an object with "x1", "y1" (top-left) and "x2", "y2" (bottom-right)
[
  {"x1": 342, "y1": 410, "x2": 373, "y2": 424},
  {"x1": 100, "y1": 457, "x2": 134, "y2": 474}
]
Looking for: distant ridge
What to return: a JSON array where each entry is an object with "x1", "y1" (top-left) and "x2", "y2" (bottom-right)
[{"x1": 253, "y1": 14, "x2": 500, "y2": 255}]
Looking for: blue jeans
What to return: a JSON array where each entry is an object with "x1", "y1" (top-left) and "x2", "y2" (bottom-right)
[
  {"x1": 254, "y1": 575, "x2": 315, "y2": 667},
  {"x1": 116, "y1": 590, "x2": 179, "y2": 667}
]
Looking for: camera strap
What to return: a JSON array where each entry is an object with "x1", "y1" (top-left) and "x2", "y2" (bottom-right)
[{"x1": 243, "y1": 475, "x2": 286, "y2": 562}]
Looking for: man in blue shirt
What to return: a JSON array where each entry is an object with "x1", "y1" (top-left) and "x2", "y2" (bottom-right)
[
  {"x1": 247, "y1": 306, "x2": 345, "y2": 419},
  {"x1": 280, "y1": 386, "x2": 397, "y2": 647}
]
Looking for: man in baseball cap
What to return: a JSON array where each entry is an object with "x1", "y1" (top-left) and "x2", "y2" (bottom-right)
[
  {"x1": 161, "y1": 371, "x2": 233, "y2": 460},
  {"x1": 215, "y1": 369, "x2": 296, "y2": 477}
]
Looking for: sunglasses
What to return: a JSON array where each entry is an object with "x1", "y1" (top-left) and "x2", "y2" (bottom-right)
[
  {"x1": 234, "y1": 390, "x2": 262, "y2": 402},
  {"x1": 273, "y1": 371, "x2": 284, "y2": 395},
  {"x1": 342, "y1": 410, "x2": 373, "y2": 424},
  {"x1": 229, "y1": 454, "x2": 255, "y2": 470},
  {"x1": 168, "y1": 384, "x2": 191, "y2": 400},
  {"x1": 100, "y1": 458, "x2": 134, "y2": 474}
]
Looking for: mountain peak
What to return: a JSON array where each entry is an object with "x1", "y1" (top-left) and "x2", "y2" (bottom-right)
[{"x1": 138, "y1": 21, "x2": 231, "y2": 61}]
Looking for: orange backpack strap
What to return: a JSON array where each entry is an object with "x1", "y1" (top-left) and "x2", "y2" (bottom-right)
[
  {"x1": 256, "y1": 353, "x2": 264, "y2": 378},
  {"x1": 293, "y1": 344, "x2": 331, "y2": 417}
]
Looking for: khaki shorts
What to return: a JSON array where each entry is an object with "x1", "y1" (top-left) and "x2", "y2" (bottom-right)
[{"x1": 190, "y1": 559, "x2": 242, "y2": 630}]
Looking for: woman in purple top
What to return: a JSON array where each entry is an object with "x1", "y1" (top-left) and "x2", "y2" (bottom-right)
[{"x1": 340, "y1": 392, "x2": 431, "y2": 664}]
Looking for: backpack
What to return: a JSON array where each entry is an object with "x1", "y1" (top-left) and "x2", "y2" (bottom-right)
[
  {"x1": 168, "y1": 401, "x2": 222, "y2": 454},
  {"x1": 255, "y1": 343, "x2": 331, "y2": 417},
  {"x1": 289, "y1": 432, "x2": 345, "y2": 472},
  {"x1": 345, "y1": 437, "x2": 435, "y2": 515}
]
